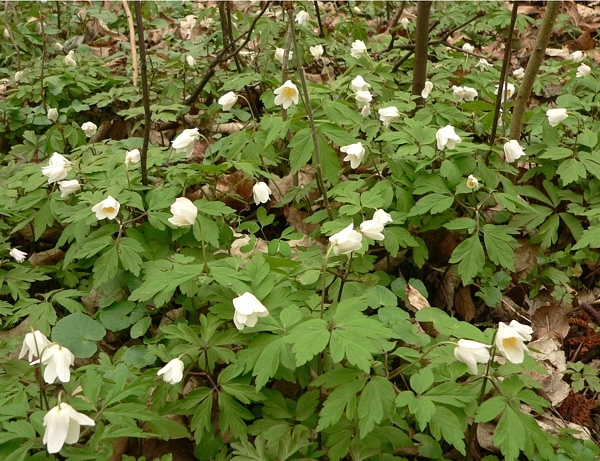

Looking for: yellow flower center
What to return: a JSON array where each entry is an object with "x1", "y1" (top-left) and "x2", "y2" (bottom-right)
[
  {"x1": 282, "y1": 87, "x2": 296, "y2": 98},
  {"x1": 502, "y1": 337, "x2": 518, "y2": 349},
  {"x1": 104, "y1": 207, "x2": 115, "y2": 214}
]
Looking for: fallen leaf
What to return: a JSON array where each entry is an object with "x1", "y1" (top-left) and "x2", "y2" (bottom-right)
[
  {"x1": 531, "y1": 304, "x2": 570, "y2": 341},
  {"x1": 406, "y1": 283, "x2": 430, "y2": 310},
  {"x1": 454, "y1": 286, "x2": 476, "y2": 322}
]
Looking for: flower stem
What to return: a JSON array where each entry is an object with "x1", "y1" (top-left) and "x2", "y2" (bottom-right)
[
  {"x1": 387, "y1": 340, "x2": 457, "y2": 381},
  {"x1": 320, "y1": 247, "x2": 333, "y2": 319}
]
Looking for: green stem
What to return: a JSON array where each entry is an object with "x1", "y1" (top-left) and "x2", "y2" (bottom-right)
[
  {"x1": 320, "y1": 247, "x2": 333, "y2": 319},
  {"x1": 387, "y1": 340, "x2": 457, "y2": 380}
]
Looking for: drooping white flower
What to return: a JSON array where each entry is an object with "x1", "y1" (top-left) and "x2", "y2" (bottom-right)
[
  {"x1": 168, "y1": 197, "x2": 198, "y2": 227},
  {"x1": 274, "y1": 80, "x2": 299, "y2": 109},
  {"x1": 252, "y1": 182, "x2": 272, "y2": 205},
  {"x1": 295, "y1": 10, "x2": 309, "y2": 25},
  {"x1": 350, "y1": 40, "x2": 368, "y2": 59},
  {"x1": 503, "y1": 140, "x2": 526, "y2": 162},
  {"x1": 91, "y1": 195, "x2": 120, "y2": 220},
  {"x1": 58, "y1": 180, "x2": 81, "y2": 198},
  {"x1": 466, "y1": 174, "x2": 479, "y2": 189},
  {"x1": 454, "y1": 339, "x2": 491, "y2": 374},
  {"x1": 373, "y1": 209, "x2": 393, "y2": 224},
  {"x1": 360, "y1": 209, "x2": 393, "y2": 241},
  {"x1": 14, "y1": 70, "x2": 24, "y2": 82},
  {"x1": 157, "y1": 358, "x2": 185, "y2": 384},
  {"x1": 186, "y1": 55, "x2": 196, "y2": 66},
  {"x1": 329, "y1": 224, "x2": 363, "y2": 256},
  {"x1": 462, "y1": 43, "x2": 475, "y2": 54},
  {"x1": 125, "y1": 149, "x2": 141, "y2": 166},
  {"x1": 47, "y1": 108, "x2": 59, "y2": 123},
  {"x1": 340, "y1": 142, "x2": 365, "y2": 169},
  {"x1": 172, "y1": 128, "x2": 200, "y2": 158},
  {"x1": 275, "y1": 47, "x2": 293, "y2": 64},
  {"x1": 400, "y1": 17, "x2": 410, "y2": 29},
  {"x1": 546, "y1": 108, "x2": 568, "y2": 127},
  {"x1": 310, "y1": 45, "x2": 324, "y2": 59},
  {"x1": 421, "y1": 81, "x2": 433, "y2": 99},
  {"x1": 19, "y1": 330, "x2": 50, "y2": 362},
  {"x1": 218, "y1": 91, "x2": 238, "y2": 111},
  {"x1": 232, "y1": 292, "x2": 269, "y2": 331},
  {"x1": 351, "y1": 75, "x2": 370, "y2": 93},
  {"x1": 436, "y1": 125, "x2": 461, "y2": 150},
  {"x1": 64, "y1": 50, "x2": 76, "y2": 67},
  {"x1": 509, "y1": 320, "x2": 533, "y2": 342},
  {"x1": 199, "y1": 17, "x2": 214, "y2": 28},
  {"x1": 378, "y1": 106, "x2": 400, "y2": 127},
  {"x1": 512, "y1": 67, "x2": 525, "y2": 79},
  {"x1": 355, "y1": 90, "x2": 372, "y2": 105},
  {"x1": 41, "y1": 153, "x2": 72, "y2": 184},
  {"x1": 475, "y1": 58, "x2": 492, "y2": 71},
  {"x1": 81, "y1": 121, "x2": 97, "y2": 138},
  {"x1": 35, "y1": 344, "x2": 75, "y2": 384},
  {"x1": 43, "y1": 402, "x2": 95, "y2": 454},
  {"x1": 570, "y1": 50, "x2": 585, "y2": 62},
  {"x1": 494, "y1": 82, "x2": 515, "y2": 101},
  {"x1": 452, "y1": 85, "x2": 478, "y2": 102},
  {"x1": 10, "y1": 248, "x2": 27, "y2": 264},
  {"x1": 496, "y1": 321, "x2": 530, "y2": 364},
  {"x1": 360, "y1": 104, "x2": 371, "y2": 117},
  {"x1": 576, "y1": 63, "x2": 591, "y2": 78}
]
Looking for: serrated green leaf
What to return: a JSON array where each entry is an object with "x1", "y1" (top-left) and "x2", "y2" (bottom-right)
[
  {"x1": 93, "y1": 246, "x2": 120, "y2": 287},
  {"x1": 449, "y1": 235, "x2": 485, "y2": 284},
  {"x1": 494, "y1": 406, "x2": 526, "y2": 461},
  {"x1": 482, "y1": 224, "x2": 518, "y2": 271},
  {"x1": 287, "y1": 319, "x2": 330, "y2": 366},
  {"x1": 316, "y1": 378, "x2": 367, "y2": 431},
  {"x1": 407, "y1": 194, "x2": 454, "y2": 217},
  {"x1": 556, "y1": 158, "x2": 586, "y2": 185},
  {"x1": 357, "y1": 377, "x2": 395, "y2": 438}
]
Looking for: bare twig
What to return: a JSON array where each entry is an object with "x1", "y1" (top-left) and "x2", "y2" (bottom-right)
[
  {"x1": 313, "y1": 0, "x2": 324, "y2": 38},
  {"x1": 387, "y1": 1, "x2": 406, "y2": 32},
  {"x1": 411, "y1": 1, "x2": 432, "y2": 109},
  {"x1": 122, "y1": 0, "x2": 138, "y2": 87},
  {"x1": 134, "y1": 1, "x2": 150, "y2": 186}
]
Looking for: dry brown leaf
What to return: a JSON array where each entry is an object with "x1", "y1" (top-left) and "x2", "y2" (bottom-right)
[
  {"x1": 29, "y1": 248, "x2": 64, "y2": 266},
  {"x1": 526, "y1": 335, "x2": 570, "y2": 406},
  {"x1": 545, "y1": 48, "x2": 570, "y2": 58},
  {"x1": 284, "y1": 207, "x2": 320, "y2": 237},
  {"x1": 454, "y1": 286, "x2": 476, "y2": 322},
  {"x1": 406, "y1": 284, "x2": 429, "y2": 311},
  {"x1": 531, "y1": 304, "x2": 570, "y2": 341},
  {"x1": 514, "y1": 238, "x2": 539, "y2": 279}
]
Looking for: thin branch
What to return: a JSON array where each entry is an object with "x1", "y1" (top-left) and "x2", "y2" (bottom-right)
[
  {"x1": 313, "y1": 1, "x2": 324, "y2": 38},
  {"x1": 134, "y1": 1, "x2": 150, "y2": 186},
  {"x1": 387, "y1": 1, "x2": 406, "y2": 32},
  {"x1": 122, "y1": 0, "x2": 138, "y2": 87}
]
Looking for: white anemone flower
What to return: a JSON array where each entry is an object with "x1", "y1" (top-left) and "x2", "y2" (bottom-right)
[
  {"x1": 436, "y1": 125, "x2": 461, "y2": 150},
  {"x1": 495, "y1": 321, "x2": 530, "y2": 364},
  {"x1": 19, "y1": 330, "x2": 50, "y2": 362},
  {"x1": 172, "y1": 128, "x2": 200, "y2": 158},
  {"x1": 274, "y1": 80, "x2": 299, "y2": 109},
  {"x1": 454, "y1": 339, "x2": 491, "y2": 374},
  {"x1": 378, "y1": 106, "x2": 400, "y2": 127},
  {"x1": 329, "y1": 224, "x2": 363, "y2": 256},
  {"x1": 350, "y1": 40, "x2": 368, "y2": 59},
  {"x1": 340, "y1": 142, "x2": 365, "y2": 169},
  {"x1": 41, "y1": 153, "x2": 72, "y2": 184},
  {"x1": 546, "y1": 108, "x2": 568, "y2": 127},
  {"x1": 91, "y1": 196, "x2": 120, "y2": 220},
  {"x1": 168, "y1": 197, "x2": 198, "y2": 227},
  {"x1": 252, "y1": 182, "x2": 272, "y2": 205},
  {"x1": 157, "y1": 358, "x2": 185, "y2": 384},
  {"x1": 43, "y1": 402, "x2": 95, "y2": 454},
  {"x1": 233, "y1": 292, "x2": 269, "y2": 330},
  {"x1": 503, "y1": 140, "x2": 526, "y2": 162}
]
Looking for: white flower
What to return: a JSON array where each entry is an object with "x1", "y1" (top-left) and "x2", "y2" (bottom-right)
[
  {"x1": 462, "y1": 43, "x2": 475, "y2": 54},
  {"x1": 378, "y1": 106, "x2": 400, "y2": 127},
  {"x1": 476, "y1": 58, "x2": 492, "y2": 71},
  {"x1": 172, "y1": 128, "x2": 200, "y2": 158},
  {"x1": 400, "y1": 17, "x2": 410, "y2": 29},
  {"x1": 454, "y1": 339, "x2": 491, "y2": 374},
  {"x1": 10, "y1": 248, "x2": 27, "y2": 264},
  {"x1": 168, "y1": 197, "x2": 198, "y2": 227},
  {"x1": 350, "y1": 40, "x2": 368, "y2": 59},
  {"x1": 3, "y1": 28, "x2": 8, "y2": 39},
  {"x1": 353, "y1": 6, "x2": 361, "y2": 14},
  {"x1": 274, "y1": 80, "x2": 299, "y2": 109},
  {"x1": 466, "y1": 175, "x2": 479, "y2": 189},
  {"x1": 41, "y1": 153, "x2": 72, "y2": 184},
  {"x1": 496, "y1": 321, "x2": 530, "y2": 364},
  {"x1": 373, "y1": 209, "x2": 393, "y2": 224},
  {"x1": 494, "y1": 82, "x2": 515, "y2": 101},
  {"x1": 360, "y1": 104, "x2": 371, "y2": 117},
  {"x1": 64, "y1": 50, "x2": 76, "y2": 67},
  {"x1": 91, "y1": 195, "x2": 120, "y2": 220},
  {"x1": 351, "y1": 75, "x2": 370, "y2": 93},
  {"x1": 452, "y1": 85, "x2": 478, "y2": 102},
  {"x1": 81, "y1": 121, "x2": 97, "y2": 138},
  {"x1": 157, "y1": 358, "x2": 184, "y2": 384},
  {"x1": 503, "y1": 140, "x2": 526, "y2": 162},
  {"x1": 310, "y1": 45, "x2": 324, "y2": 59},
  {"x1": 570, "y1": 50, "x2": 585, "y2": 62},
  {"x1": 512, "y1": 67, "x2": 525, "y2": 79},
  {"x1": 340, "y1": 142, "x2": 365, "y2": 169},
  {"x1": 35, "y1": 344, "x2": 75, "y2": 384},
  {"x1": 58, "y1": 180, "x2": 81, "y2": 198},
  {"x1": 295, "y1": 10, "x2": 309, "y2": 25},
  {"x1": 275, "y1": 47, "x2": 293, "y2": 64},
  {"x1": 19, "y1": 330, "x2": 49, "y2": 362},
  {"x1": 125, "y1": 149, "x2": 141, "y2": 166},
  {"x1": 186, "y1": 55, "x2": 196, "y2": 66},
  {"x1": 252, "y1": 182, "x2": 272, "y2": 205},
  {"x1": 43, "y1": 402, "x2": 95, "y2": 454},
  {"x1": 329, "y1": 224, "x2": 363, "y2": 256},
  {"x1": 355, "y1": 90, "x2": 372, "y2": 105},
  {"x1": 421, "y1": 81, "x2": 433, "y2": 99},
  {"x1": 436, "y1": 125, "x2": 461, "y2": 150},
  {"x1": 576, "y1": 63, "x2": 591, "y2": 77},
  {"x1": 233, "y1": 292, "x2": 269, "y2": 331},
  {"x1": 218, "y1": 91, "x2": 238, "y2": 111},
  {"x1": 14, "y1": 70, "x2": 23, "y2": 82},
  {"x1": 546, "y1": 108, "x2": 568, "y2": 127},
  {"x1": 509, "y1": 320, "x2": 533, "y2": 342},
  {"x1": 360, "y1": 209, "x2": 393, "y2": 241},
  {"x1": 47, "y1": 108, "x2": 59, "y2": 123}
]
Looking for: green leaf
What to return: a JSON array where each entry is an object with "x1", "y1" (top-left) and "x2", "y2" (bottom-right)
[
  {"x1": 410, "y1": 368, "x2": 434, "y2": 395},
  {"x1": 556, "y1": 158, "x2": 586, "y2": 185},
  {"x1": 51, "y1": 313, "x2": 106, "y2": 358},
  {"x1": 93, "y1": 246, "x2": 120, "y2": 287},
  {"x1": 407, "y1": 194, "x2": 454, "y2": 217},
  {"x1": 218, "y1": 393, "x2": 253, "y2": 439},
  {"x1": 494, "y1": 406, "x2": 526, "y2": 461},
  {"x1": 357, "y1": 377, "x2": 395, "y2": 438},
  {"x1": 474, "y1": 396, "x2": 506, "y2": 423},
  {"x1": 448, "y1": 235, "x2": 485, "y2": 284},
  {"x1": 429, "y1": 406, "x2": 467, "y2": 455},
  {"x1": 289, "y1": 128, "x2": 313, "y2": 174},
  {"x1": 316, "y1": 378, "x2": 367, "y2": 431},
  {"x1": 287, "y1": 319, "x2": 330, "y2": 366},
  {"x1": 482, "y1": 224, "x2": 518, "y2": 271},
  {"x1": 573, "y1": 223, "x2": 600, "y2": 250},
  {"x1": 117, "y1": 237, "x2": 144, "y2": 276},
  {"x1": 33, "y1": 200, "x2": 54, "y2": 240},
  {"x1": 253, "y1": 336, "x2": 287, "y2": 390}
]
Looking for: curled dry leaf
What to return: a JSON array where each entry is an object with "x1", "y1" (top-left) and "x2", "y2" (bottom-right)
[
  {"x1": 406, "y1": 284, "x2": 430, "y2": 310},
  {"x1": 526, "y1": 335, "x2": 570, "y2": 406},
  {"x1": 531, "y1": 304, "x2": 570, "y2": 341}
]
